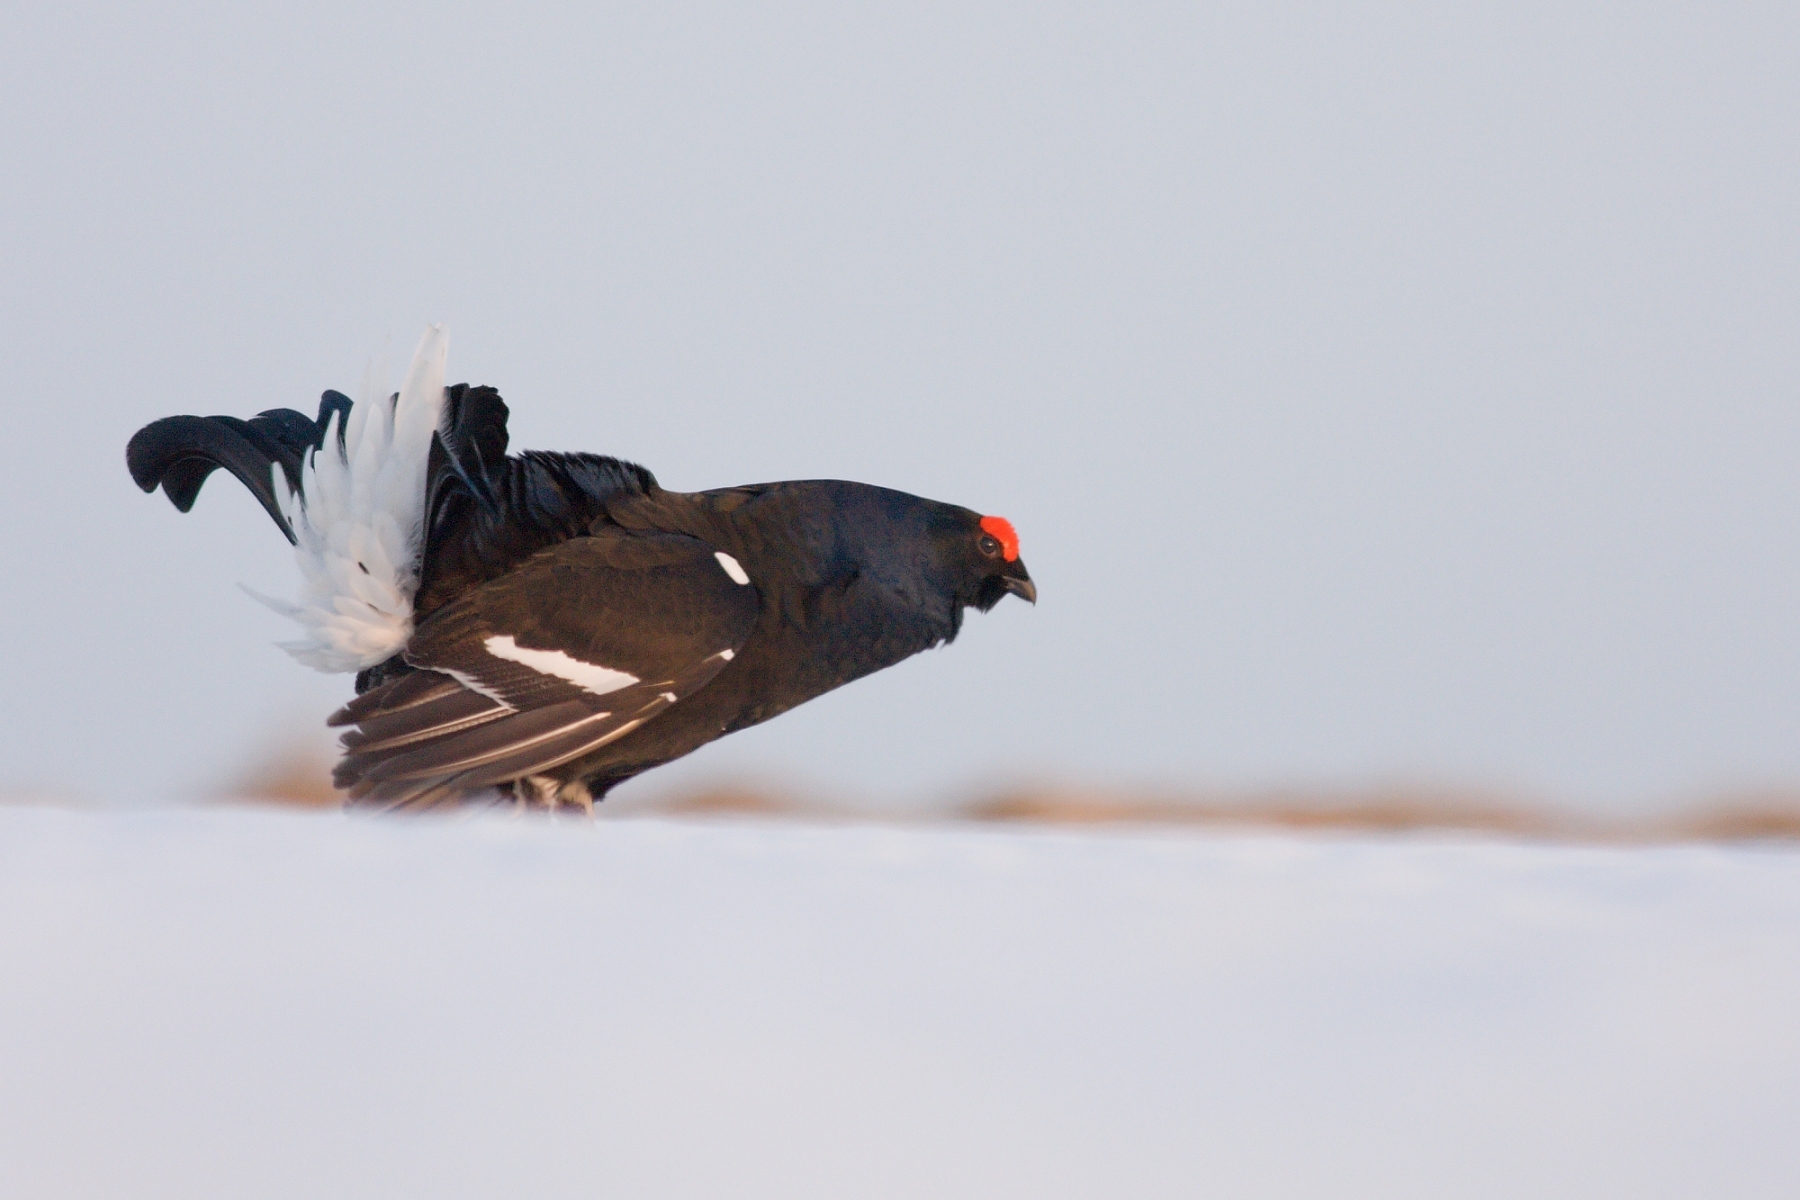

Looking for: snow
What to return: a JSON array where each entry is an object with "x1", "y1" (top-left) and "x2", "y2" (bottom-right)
[{"x1": 1, "y1": 807, "x2": 1796, "y2": 1199}]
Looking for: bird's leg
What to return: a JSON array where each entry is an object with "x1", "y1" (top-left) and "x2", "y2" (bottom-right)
[
  {"x1": 518, "y1": 775, "x2": 560, "y2": 812},
  {"x1": 556, "y1": 778, "x2": 595, "y2": 818},
  {"x1": 494, "y1": 780, "x2": 525, "y2": 814}
]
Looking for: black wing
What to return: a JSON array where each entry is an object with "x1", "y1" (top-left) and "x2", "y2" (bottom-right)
[{"x1": 330, "y1": 527, "x2": 760, "y2": 809}]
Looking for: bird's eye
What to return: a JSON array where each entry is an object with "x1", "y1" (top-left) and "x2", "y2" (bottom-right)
[{"x1": 978, "y1": 535, "x2": 1001, "y2": 556}]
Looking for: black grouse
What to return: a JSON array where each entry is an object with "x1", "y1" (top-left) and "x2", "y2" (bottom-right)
[{"x1": 126, "y1": 327, "x2": 1035, "y2": 811}]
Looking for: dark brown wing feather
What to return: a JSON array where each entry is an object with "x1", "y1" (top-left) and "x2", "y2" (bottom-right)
[{"x1": 331, "y1": 527, "x2": 760, "y2": 809}]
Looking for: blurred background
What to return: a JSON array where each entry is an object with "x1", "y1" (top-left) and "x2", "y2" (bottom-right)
[{"x1": 3, "y1": 1, "x2": 1796, "y2": 824}]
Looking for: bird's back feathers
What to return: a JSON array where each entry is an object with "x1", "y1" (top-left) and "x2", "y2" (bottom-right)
[{"x1": 414, "y1": 382, "x2": 657, "y2": 622}]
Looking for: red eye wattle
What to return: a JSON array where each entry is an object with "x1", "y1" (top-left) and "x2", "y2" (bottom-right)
[{"x1": 979, "y1": 515, "x2": 1019, "y2": 562}]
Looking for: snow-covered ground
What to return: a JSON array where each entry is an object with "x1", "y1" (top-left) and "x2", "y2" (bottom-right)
[{"x1": 1, "y1": 807, "x2": 1795, "y2": 1199}]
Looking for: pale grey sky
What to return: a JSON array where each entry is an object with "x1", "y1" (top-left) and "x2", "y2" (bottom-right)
[{"x1": 2, "y1": 2, "x2": 1796, "y2": 811}]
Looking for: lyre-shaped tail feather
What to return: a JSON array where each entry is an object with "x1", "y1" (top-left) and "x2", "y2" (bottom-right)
[{"x1": 126, "y1": 396, "x2": 352, "y2": 543}]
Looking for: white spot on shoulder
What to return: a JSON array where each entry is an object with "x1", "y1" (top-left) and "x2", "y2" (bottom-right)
[
  {"x1": 484, "y1": 635, "x2": 640, "y2": 696},
  {"x1": 714, "y1": 552, "x2": 750, "y2": 585}
]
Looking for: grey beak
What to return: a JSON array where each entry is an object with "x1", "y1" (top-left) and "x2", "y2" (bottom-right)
[{"x1": 1003, "y1": 575, "x2": 1037, "y2": 605}]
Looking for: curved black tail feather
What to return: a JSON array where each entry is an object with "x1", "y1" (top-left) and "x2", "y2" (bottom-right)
[{"x1": 126, "y1": 392, "x2": 353, "y2": 544}]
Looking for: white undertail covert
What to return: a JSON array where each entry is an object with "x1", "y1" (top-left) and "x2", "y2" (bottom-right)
[{"x1": 250, "y1": 325, "x2": 448, "y2": 672}]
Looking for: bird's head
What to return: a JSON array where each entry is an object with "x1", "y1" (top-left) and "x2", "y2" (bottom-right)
[
  {"x1": 765, "y1": 482, "x2": 1036, "y2": 631},
  {"x1": 954, "y1": 513, "x2": 1036, "y2": 612}
]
